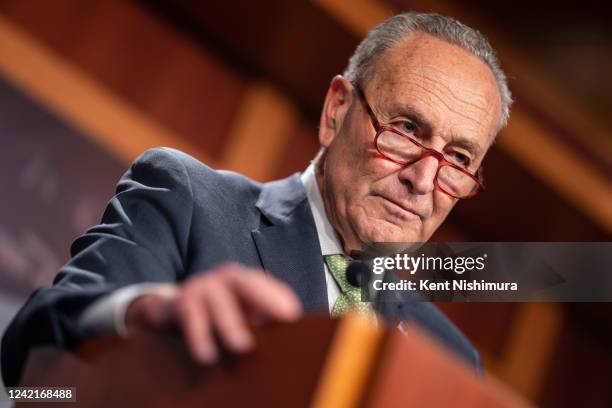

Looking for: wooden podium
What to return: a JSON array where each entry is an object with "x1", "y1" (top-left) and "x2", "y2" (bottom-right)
[{"x1": 17, "y1": 314, "x2": 531, "y2": 407}]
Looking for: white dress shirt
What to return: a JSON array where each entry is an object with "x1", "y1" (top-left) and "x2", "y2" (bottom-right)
[
  {"x1": 300, "y1": 163, "x2": 343, "y2": 310},
  {"x1": 78, "y1": 164, "x2": 344, "y2": 336}
]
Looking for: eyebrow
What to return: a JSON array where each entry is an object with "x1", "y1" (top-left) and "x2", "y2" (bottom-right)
[
  {"x1": 447, "y1": 134, "x2": 483, "y2": 158},
  {"x1": 385, "y1": 103, "x2": 484, "y2": 158},
  {"x1": 385, "y1": 104, "x2": 429, "y2": 131}
]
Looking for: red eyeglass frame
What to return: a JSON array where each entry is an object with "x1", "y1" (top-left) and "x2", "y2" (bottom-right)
[{"x1": 354, "y1": 85, "x2": 485, "y2": 199}]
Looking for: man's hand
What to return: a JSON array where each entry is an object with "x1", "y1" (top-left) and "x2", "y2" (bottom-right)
[{"x1": 124, "y1": 263, "x2": 302, "y2": 363}]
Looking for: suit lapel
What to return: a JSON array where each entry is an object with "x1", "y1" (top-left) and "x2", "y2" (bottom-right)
[
  {"x1": 250, "y1": 173, "x2": 423, "y2": 319},
  {"x1": 251, "y1": 174, "x2": 328, "y2": 312}
]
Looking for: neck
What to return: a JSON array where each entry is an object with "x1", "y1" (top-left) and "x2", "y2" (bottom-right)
[{"x1": 314, "y1": 153, "x2": 361, "y2": 256}]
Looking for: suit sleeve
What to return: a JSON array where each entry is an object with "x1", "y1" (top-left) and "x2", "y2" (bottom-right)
[{"x1": 1, "y1": 147, "x2": 194, "y2": 386}]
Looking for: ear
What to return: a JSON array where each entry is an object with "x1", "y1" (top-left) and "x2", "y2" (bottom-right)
[{"x1": 318, "y1": 75, "x2": 354, "y2": 148}]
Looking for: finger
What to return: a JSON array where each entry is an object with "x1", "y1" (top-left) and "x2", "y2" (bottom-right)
[
  {"x1": 174, "y1": 293, "x2": 218, "y2": 364},
  {"x1": 205, "y1": 283, "x2": 254, "y2": 353},
  {"x1": 225, "y1": 268, "x2": 303, "y2": 322}
]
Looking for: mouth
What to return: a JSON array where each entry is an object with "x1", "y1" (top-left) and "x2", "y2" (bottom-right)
[{"x1": 375, "y1": 194, "x2": 423, "y2": 219}]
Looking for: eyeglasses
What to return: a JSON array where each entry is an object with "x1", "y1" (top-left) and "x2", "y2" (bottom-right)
[{"x1": 354, "y1": 85, "x2": 485, "y2": 199}]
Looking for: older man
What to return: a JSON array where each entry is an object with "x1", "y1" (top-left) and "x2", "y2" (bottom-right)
[{"x1": 1, "y1": 12, "x2": 511, "y2": 386}]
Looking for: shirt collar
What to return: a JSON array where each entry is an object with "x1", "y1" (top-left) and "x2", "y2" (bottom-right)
[{"x1": 300, "y1": 164, "x2": 344, "y2": 256}]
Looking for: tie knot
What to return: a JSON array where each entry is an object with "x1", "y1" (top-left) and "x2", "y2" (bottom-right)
[
  {"x1": 324, "y1": 254, "x2": 353, "y2": 293},
  {"x1": 324, "y1": 254, "x2": 375, "y2": 320}
]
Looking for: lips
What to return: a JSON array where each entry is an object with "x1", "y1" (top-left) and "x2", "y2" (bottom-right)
[{"x1": 376, "y1": 194, "x2": 425, "y2": 219}]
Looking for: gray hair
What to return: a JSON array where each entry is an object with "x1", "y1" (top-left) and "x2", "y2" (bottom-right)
[{"x1": 343, "y1": 12, "x2": 512, "y2": 131}]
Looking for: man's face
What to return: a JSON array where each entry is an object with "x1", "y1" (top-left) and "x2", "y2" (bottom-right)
[{"x1": 317, "y1": 32, "x2": 502, "y2": 254}]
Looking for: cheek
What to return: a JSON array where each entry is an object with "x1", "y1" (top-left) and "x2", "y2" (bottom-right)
[
  {"x1": 339, "y1": 156, "x2": 394, "y2": 209},
  {"x1": 327, "y1": 142, "x2": 383, "y2": 198},
  {"x1": 428, "y1": 191, "x2": 457, "y2": 227}
]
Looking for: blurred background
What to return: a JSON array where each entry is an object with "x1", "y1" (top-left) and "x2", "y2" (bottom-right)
[{"x1": 0, "y1": 0, "x2": 610, "y2": 406}]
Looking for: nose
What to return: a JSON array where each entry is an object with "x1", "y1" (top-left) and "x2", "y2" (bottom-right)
[{"x1": 398, "y1": 154, "x2": 439, "y2": 195}]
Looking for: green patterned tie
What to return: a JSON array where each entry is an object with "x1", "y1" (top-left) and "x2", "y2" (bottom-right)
[{"x1": 324, "y1": 254, "x2": 375, "y2": 319}]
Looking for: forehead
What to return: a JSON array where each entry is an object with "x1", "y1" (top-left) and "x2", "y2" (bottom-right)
[{"x1": 366, "y1": 32, "x2": 502, "y2": 149}]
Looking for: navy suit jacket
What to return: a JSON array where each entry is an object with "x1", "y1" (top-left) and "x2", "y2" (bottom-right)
[{"x1": 1, "y1": 147, "x2": 480, "y2": 386}]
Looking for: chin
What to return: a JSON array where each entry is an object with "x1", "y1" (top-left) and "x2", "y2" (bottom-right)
[{"x1": 356, "y1": 221, "x2": 424, "y2": 244}]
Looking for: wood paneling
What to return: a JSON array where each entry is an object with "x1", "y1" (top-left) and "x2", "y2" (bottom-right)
[
  {"x1": 142, "y1": 0, "x2": 358, "y2": 121},
  {"x1": 494, "y1": 304, "x2": 563, "y2": 400},
  {"x1": 272, "y1": 120, "x2": 320, "y2": 179},
  {"x1": 539, "y1": 309, "x2": 612, "y2": 408},
  {"x1": 449, "y1": 145, "x2": 609, "y2": 241},
  {"x1": 220, "y1": 82, "x2": 300, "y2": 181},
  {"x1": 436, "y1": 303, "x2": 519, "y2": 360},
  {"x1": 0, "y1": 0, "x2": 245, "y2": 160},
  {"x1": 0, "y1": 14, "x2": 210, "y2": 165}
]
